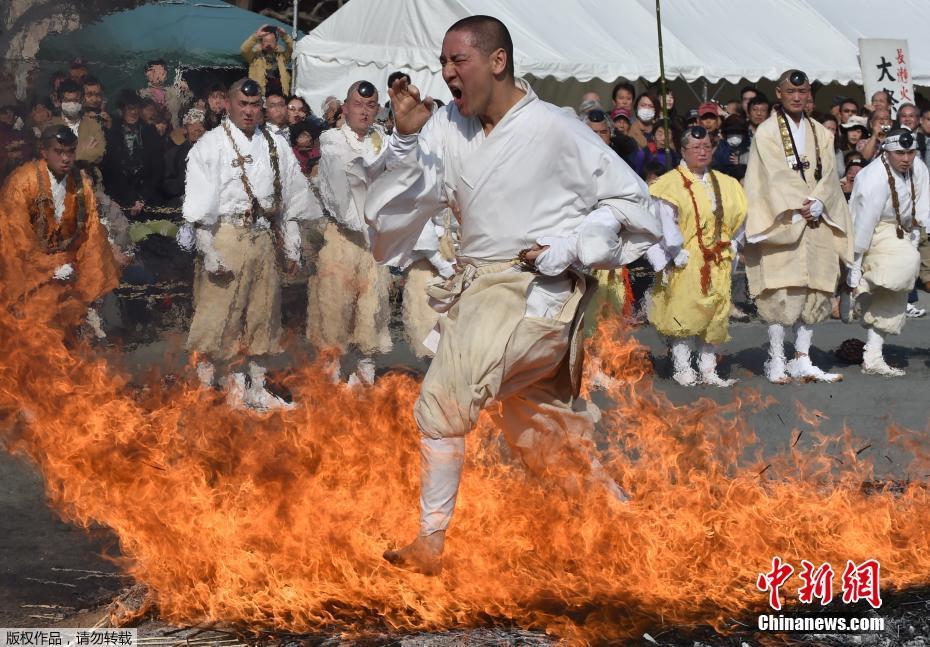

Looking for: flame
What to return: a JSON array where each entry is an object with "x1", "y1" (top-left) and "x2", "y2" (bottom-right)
[{"x1": 1, "y1": 302, "x2": 929, "y2": 644}]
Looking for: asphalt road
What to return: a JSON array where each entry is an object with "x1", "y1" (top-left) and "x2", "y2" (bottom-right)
[{"x1": 1, "y1": 290, "x2": 928, "y2": 631}]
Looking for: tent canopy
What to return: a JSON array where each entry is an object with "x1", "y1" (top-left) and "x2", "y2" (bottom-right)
[
  {"x1": 38, "y1": 0, "x2": 296, "y2": 84},
  {"x1": 294, "y1": 0, "x2": 930, "y2": 111}
]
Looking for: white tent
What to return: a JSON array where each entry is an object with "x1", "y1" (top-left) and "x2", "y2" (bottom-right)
[{"x1": 294, "y1": 0, "x2": 929, "y2": 112}]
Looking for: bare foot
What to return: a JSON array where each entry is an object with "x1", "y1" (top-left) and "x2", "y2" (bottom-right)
[{"x1": 383, "y1": 531, "x2": 445, "y2": 575}]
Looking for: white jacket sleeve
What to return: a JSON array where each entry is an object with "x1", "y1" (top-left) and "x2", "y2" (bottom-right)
[
  {"x1": 183, "y1": 141, "x2": 220, "y2": 226},
  {"x1": 364, "y1": 115, "x2": 448, "y2": 265}
]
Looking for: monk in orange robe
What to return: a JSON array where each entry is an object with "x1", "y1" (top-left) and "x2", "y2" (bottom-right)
[{"x1": 0, "y1": 126, "x2": 119, "y2": 328}]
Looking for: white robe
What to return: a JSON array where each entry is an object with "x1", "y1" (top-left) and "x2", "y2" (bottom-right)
[
  {"x1": 318, "y1": 123, "x2": 388, "y2": 234},
  {"x1": 183, "y1": 118, "x2": 320, "y2": 259},
  {"x1": 848, "y1": 155, "x2": 930, "y2": 255},
  {"x1": 364, "y1": 79, "x2": 660, "y2": 275}
]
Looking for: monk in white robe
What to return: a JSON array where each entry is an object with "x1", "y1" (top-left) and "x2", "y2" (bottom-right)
[
  {"x1": 184, "y1": 78, "x2": 320, "y2": 409},
  {"x1": 309, "y1": 81, "x2": 456, "y2": 378},
  {"x1": 847, "y1": 129, "x2": 930, "y2": 376},
  {"x1": 364, "y1": 17, "x2": 660, "y2": 574},
  {"x1": 307, "y1": 81, "x2": 394, "y2": 385},
  {"x1": 743, "y1": 69, "x2": 852, "y2": 384}
]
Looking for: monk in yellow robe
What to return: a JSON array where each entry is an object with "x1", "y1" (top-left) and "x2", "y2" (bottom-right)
[
  {"x1": 0, "y1": 126, "x2": 119, "y2": 330},
  {"x1": 647, "y1": 125, "x2": 747, "y2": 386},
  {"x1": 743, "y1": 69, "x2": 852, "y2": 384}
]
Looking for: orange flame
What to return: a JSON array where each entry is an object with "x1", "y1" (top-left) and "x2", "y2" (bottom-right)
[{"x1": 1, "y1": 306, "x2": 929, "y2": 644}]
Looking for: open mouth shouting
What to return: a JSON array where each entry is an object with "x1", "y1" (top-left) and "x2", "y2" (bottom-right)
[{"x1": 449, "y1": 85, "x2": 464, "y2": 111}]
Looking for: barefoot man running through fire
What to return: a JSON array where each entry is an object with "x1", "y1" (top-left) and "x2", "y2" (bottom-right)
[{"x1": 364, "y1": 15, "x2": 661, "y2": 574}]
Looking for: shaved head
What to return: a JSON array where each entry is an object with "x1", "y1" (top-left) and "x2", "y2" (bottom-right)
[
  {"x1": 777, "y1": 69, "x2": 809, "y2": 89},
  {"x1": 446, "y1": 15, "x2": 514, "y2": 78}
]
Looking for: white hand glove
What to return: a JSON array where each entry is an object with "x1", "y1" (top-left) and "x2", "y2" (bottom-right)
[
  {"x1": 194, "y1": 227, "x2": 227, "y2": 275},
  {"x1": 176, "y1": 222, "x2": 195, "y2": 252},
  {"x1": 427, "y1": 251, "x2": 455, "y2": 279},
  {"x1": 53, "y1": 263, "x2": 74, "y2": 281},
  {"x1": 847, "y1": 265, "x2": 862, "y2": 289},
  {"x1": 283, "y1": 220, "x2": 303, "y2": 263},
  {"x1": 672, "y1": 248, "x2": 690, "y2": 268},
  {"x1": 909, "y1": 229, "x2": 920, "y2": 248},
  {"x1": 534, "y1": 235, "x2": 578, "y2": 276},
  {"x1": 645, "y1": 243, "x2": 670, "y2": 271},
  {"x1": 807, "y1": 198, "x2": 824, "y2": 221}
]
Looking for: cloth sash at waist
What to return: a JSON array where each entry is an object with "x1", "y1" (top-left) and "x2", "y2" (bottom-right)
[
  {"x1": 861, "y1": 221, "x2": 921, "y2": 293},
  {"x1": 426, "y1": 257, "x2": 592, "y2": 396}
]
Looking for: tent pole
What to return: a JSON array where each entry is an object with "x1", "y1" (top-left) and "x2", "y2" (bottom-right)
[{"x1": 655, "y1": 0, "x2": 671, "y2": 168}]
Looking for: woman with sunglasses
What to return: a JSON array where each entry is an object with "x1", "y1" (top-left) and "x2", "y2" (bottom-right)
[{"x1": 647, "y1": 125, "x2": 748, "y2": 386}]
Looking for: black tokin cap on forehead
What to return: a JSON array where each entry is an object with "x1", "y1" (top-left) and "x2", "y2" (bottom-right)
[
  {"x1": 789, "y1": 69, "x2": 809, "y2": 86},
  {"x1": 241, "y1": 79, "x2": 262, "y2": 97},
  {"x1": 42, "y1": 125, "x2": 78, "y2": 147},
  {"x1": 357, "y1": 81, "x2": 376, "y2": 98}
]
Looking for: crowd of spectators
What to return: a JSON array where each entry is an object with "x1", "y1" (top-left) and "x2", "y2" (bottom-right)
[
  {"x1": 574, "y1": 81, "x2": 930, "y2": 198},
  {"x1": 2, "y1": 27, "x2": 929, "y2": 324},
  {"x1": 573, "y1": 82, "x2": 930, "y2": 321}
]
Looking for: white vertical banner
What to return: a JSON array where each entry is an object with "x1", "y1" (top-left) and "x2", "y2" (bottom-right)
[{"x1": 859, "y1": 38, "x2": 914, "y2": 117}]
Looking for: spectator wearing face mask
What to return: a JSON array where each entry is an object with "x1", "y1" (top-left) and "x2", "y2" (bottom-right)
[
  {"x1": 712, "y1": 116, "x2": 751, "y2": 180},
  {"x1": 629, "y1": 92, "x2": 657, "y2": 148},
  {"x1": 47, "y1": 79, "x2": 106, "y2": 166}
]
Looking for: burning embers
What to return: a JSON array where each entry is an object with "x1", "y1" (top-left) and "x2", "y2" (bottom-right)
[{"x1": 1, "y1": 310, "x2": 929, "y2": 644}]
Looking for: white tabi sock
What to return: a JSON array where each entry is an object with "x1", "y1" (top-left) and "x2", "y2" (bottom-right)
[
  {"x1": 787, "y1": 325, "x2": 842, "y2": 382},
  {"x1": 246, "y1": 361, "x2": 294, "y2": 411},
  {"x1": 196, "y1": 361, "x2": 215, "y2": 388},
  {"x1": 862, "y1": 328, "x2": 904, "y2": 376},
  {"x1": 419, "y1": 436, "x2": 466, "y2": 536},
  {"x1": 698, "y1": 342, "x2": 736, "y2": 387},
  {"x1": 670, "y1": 338, "x2": 698, "y2": 386},
  {"x1": 765, "y1": 324, "x2": 788, "y2": 382},
  {"x1": 793, "y1": 323, "x2": 813, "y2": 356},
  {"x1": 356, "y1": 357, "x2": 376, "y2": 385}
]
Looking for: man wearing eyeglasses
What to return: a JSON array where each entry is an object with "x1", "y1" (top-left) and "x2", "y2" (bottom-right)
[
  {"x1": 647, "y1": 125, "x2": 747, "y2": 386},
  {"x1": 743, "y1": 69, "x2": 852, "y2": 384},
  {"x1": 183, "y1": 78, "x2": 320, "y2": 410},
  {"x1": 0, "y1": 126, "x2": 119, "y2": 332},
  {"x1": 365, "y1": 16, "x2": 660, "y2": 575}
]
